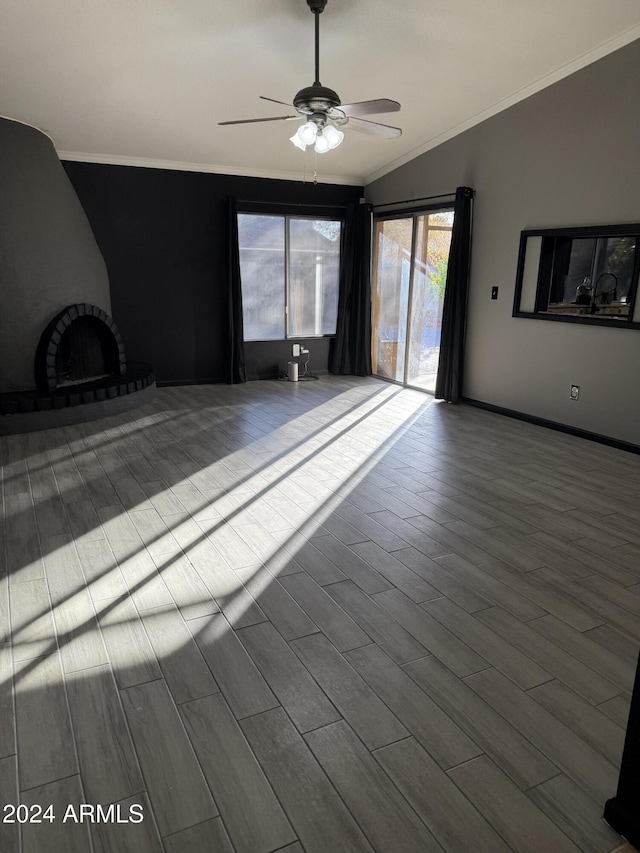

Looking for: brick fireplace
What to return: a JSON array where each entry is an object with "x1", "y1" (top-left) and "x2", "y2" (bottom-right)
[{"x1": 35, "y1": 303, "x2": 126, "y2": 392}]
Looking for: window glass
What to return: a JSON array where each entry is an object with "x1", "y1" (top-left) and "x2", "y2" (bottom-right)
[
  {"x1": 238, "y1": 214, "x2": 285, "y2": 341},
  {"x1": 371, "y1": 209, "x2": 453, "y2": 391},
  {"x1": 289, "y1": 219, "x2": 341, "y2": 337},
  {"x1": 372, "y1": 218, "x2": 412, "y2": 382},
  {"x1": 238, "y1": 213, "x2": 341, "y2": 341}
]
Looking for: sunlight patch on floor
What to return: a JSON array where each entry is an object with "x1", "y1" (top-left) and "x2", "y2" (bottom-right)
[{"x1": 4, "y1": 380, "x2": 436, "y2": 688}]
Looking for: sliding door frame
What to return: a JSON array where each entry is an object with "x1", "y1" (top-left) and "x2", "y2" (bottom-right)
[{"x1": 372, "y1": 203, "x2": 454, "y2": 391}]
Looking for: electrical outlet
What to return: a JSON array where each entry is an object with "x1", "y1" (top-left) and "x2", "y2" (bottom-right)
[
  {"x1": 570, "y1": 385, "x2": 580, "y2": 401},
  {"x1": 292, "y1": 343, "x2": 300, "y2": 357}
]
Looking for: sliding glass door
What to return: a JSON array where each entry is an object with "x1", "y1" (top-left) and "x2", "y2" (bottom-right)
[
  {"x1": 370, "y1": 218, "x2": 412, "y2": 383},
  {"x1": 372, "y1": 209, "x2": 453, "y2": 393}
]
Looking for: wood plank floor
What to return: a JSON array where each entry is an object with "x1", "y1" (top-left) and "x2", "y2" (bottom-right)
[{"x1": 1, "y1": 376, "x2": 638, "y2": 853}]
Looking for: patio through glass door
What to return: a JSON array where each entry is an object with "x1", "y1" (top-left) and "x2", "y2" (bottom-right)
[{"x1": 371, "y1": 208, "x2": 453, "y2": 393}]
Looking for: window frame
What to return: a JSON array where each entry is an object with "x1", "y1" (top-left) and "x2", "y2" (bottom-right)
[
  {"x1": 512, "y1": 223, "x2": 640, "y2": 329},
  {"x1": 237, "y1": 209, "x2": 344, "y2": 343}
]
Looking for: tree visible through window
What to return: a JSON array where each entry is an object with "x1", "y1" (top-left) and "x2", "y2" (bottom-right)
[{"x1": 238, "y1": 213, "x2": 342, "y2": 341}]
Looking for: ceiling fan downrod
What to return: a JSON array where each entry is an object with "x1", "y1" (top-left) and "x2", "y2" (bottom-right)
[
  {"x1": 293, "y1": 0, "x2": 340, "y2": 116},
  {"x1": 307, "y1": 0, "x2": 327, "y2": 86}
]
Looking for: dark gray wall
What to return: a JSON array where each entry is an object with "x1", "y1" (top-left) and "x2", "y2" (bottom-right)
[
  {"x1": 63, "y1": 161, "x2": 361, "y2": 385},
  {"x1": 245, "y1": 338, "x2": 331, "y2": 380},
  {"x1": 367, "y1": 39, "x2": 640, "y2": 446},
  {"x1": 0, "y1": 118, "x2": 111, "y2": 392}
]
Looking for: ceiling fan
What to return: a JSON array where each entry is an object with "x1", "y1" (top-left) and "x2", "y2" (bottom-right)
[{"x1": 218, "y1": 0, "x2": 402, "y2": 153}]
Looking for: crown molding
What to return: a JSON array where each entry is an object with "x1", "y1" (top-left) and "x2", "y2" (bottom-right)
[
  {"x1": 364, "y1": 23, "x2": 640, "y2": 185},
  {"x1": 57, "y1": 150, "x2": 363, "y2": 187}
]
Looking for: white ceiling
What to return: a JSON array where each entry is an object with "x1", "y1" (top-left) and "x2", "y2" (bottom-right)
[{"x1": 2, "y1": 0, "x2": 640, "y2": 186}]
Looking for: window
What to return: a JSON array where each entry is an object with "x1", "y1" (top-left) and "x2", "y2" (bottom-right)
[
  {"x1": 513, "y1": 224, "x2": 640, "y2": 326},
  {"x1": 238, "y1": 213, "x2": 342, "y2": 341}
]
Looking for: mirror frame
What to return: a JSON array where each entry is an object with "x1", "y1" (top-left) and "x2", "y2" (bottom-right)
[{"x1": 512, "y1": 223, "x2": 640, "y2": 329}]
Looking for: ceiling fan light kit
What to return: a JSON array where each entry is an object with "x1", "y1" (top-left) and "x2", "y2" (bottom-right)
[
  {"x1": 290, "y1": 120, "x2": 344, "y2": 153},
  {"x1": 219, "y1": 0, "x2": 402, "y2": 154},
  {"x1": 322, "y1": 124, "x2": 344, "y2": 148}
]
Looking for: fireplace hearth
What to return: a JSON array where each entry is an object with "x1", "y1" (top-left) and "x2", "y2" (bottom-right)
[
  {"x1": 0, "y1": 362, "x2": 155, "y2": 434},
  {"x1": 1, "y1": 297, "x2": 155, "y2": 434},
  {"x1": 1, "y1": 303, "x2": 155, "y2": 434}
]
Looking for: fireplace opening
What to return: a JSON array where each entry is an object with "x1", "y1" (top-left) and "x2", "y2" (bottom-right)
[
  {"x1": 3, "y1": 298, "x2": 154, "y2": 428},
  {"x1": 56, "y1": 315, "x2": 119, "y2": 386},
  {"x1": 35, "y1": 303, "x2": 126, "y2": 392}
]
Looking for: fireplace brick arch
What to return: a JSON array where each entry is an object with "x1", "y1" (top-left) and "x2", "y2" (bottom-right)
[{"x1": 35, "y1": 303, "x2": 126, "y2": 392}]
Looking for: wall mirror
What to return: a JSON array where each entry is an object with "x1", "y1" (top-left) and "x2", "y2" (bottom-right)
[{"x1": 513, "y1": 224, "x2": 640, "y2": 327}]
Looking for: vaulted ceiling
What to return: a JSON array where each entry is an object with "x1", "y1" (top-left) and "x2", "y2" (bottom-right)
[{"x1": 2, "y1": 0, "x2": 640, "y2": 186}]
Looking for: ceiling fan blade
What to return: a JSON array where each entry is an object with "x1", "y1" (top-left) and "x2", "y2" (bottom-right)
[
  {"x1": 260, "y1": 95, "x2": 294, "y2": 108},
  {"x1": 218, "y1": 115, "x2": 297, "y2": 126},
  {"x1": 339, "y1": 99, "x2": 401, "y2": 117},
  {"x1": 261, "y1": 96, "x2": 312, "y2": 114},
  {"x1": 348, "y1": 116, "x2": 402, "y2": 138}
]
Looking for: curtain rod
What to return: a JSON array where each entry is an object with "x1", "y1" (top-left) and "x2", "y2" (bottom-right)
[
  {"x1": 372, "y1": 191, "x2": 456, "y2": 209},
  {"x1": 238, "y1": 199, "x2": 348, "y2": 209}
]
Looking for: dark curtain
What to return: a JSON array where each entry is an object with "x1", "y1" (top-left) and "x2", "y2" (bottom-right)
[
  {"x1": 604, "y1": 651, "x2": 640, "y2": 849},
  {"x1": 435, "y1": 186, "x2": 475, "y2": 403},
  {"x1": 330, "y1": 201, "x2": 372, "y2": 376},
  {"x1": 225, "y1": 197, "x2": 247, "y2": 384}
]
